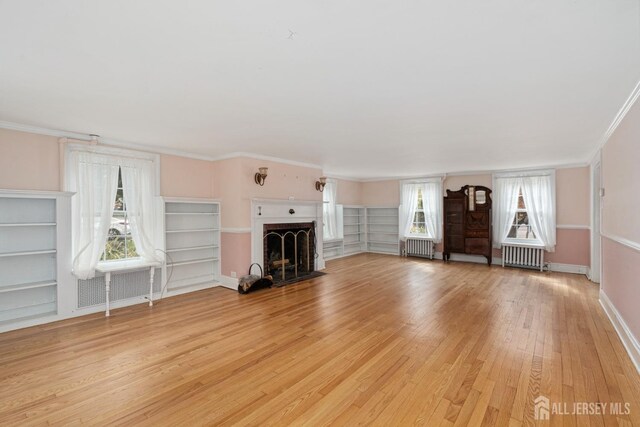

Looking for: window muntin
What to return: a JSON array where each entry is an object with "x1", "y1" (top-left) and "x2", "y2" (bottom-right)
[
  {"x1": 101, "y1": 168, "x2": 139, "y2": 261},
  {"x1": 507, "y1": 189, "x2": 537, "y2": 241}
]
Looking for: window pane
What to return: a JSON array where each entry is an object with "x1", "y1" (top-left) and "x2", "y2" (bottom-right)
[
  {"x1": 102, "y1": 167, "x2": 139, "y2": 261},
  {"x1": 416, "y1": 189, "x2": 424, "y2": 210},
  {"x1": 413, "y1": 211, "x2": 425, "y2": 223},
  {"x1": 517, "y1": 190, "x2": 526, "y2": 209}
]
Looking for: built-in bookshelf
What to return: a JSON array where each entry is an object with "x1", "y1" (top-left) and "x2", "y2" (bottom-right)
[
  {"x1": 342, "y1": 206, "x2": 366, "y2": 255},
  {"x1": 164, "y1": 198, "x2": 221, "y2": 292},
  {"x1": 322, "y1": 206, "x2": 368, "y2": 261},
  {"x1": 0, "y1": 191, "x2": 71, "y2": 328},
  {"x1": 365, "y1": 206, "x2": 400, "y2": 255}
]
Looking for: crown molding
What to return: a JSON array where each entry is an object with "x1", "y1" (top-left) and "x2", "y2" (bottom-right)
[
  {"x1": 210, "y1": 151, "x2": 322, "y2": 170},
  {"x1": 590, "y1": 79, "x2": 640, "y2": 163},
  {"x1": 0, "y1": 119, "x2": 591, "y2": 181},
  {"x1": 0, "y1": 120, "x2": 93, "y2": 141}
]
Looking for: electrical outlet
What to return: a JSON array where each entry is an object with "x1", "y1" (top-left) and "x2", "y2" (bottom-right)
[{"x1": 231, "y1": 271, "x2": 237, "y2": 278}]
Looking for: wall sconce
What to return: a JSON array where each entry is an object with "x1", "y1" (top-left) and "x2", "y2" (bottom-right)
[
  {"x1": 315, "y1": 176, "x2": 327, "y2": 192},
  {"x1": 254, "y1": 167, "x2": 268, "y2": 186}
]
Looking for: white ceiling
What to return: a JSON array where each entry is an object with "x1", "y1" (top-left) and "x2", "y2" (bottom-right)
[{"x1": 1, "y1": 1, "x2": 639, "y2": 179}]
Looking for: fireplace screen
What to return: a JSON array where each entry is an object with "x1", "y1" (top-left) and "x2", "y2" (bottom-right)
[{"x1": 263, "y1": 222, "x2": 315, "y2": 284}]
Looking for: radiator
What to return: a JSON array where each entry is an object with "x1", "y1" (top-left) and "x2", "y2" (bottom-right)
[
  {"x1": 405, "y1": 238, "x2": 435, "y2": 259},
  {"x1": 502, "y1": 244, "x2": 545, "y2": 272}
]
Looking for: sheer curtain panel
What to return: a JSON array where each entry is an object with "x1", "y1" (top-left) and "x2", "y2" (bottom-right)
[
  {"x1": 69, "y1": 152, "x2": 120, "y2": 279},
  {"x1": 323, "y1": 178, "x2": 338, "y2": 240},
  {"x1": 422, "y1": 181, "x2": 443, "y2": 243},
  {"x1": 400, "y1": 183, "x2": 420, "y2": 240},
  {"x1": 520, "y1": 175, "x2": 556, "y2": 251},
  {"x1": 492, "y1": 176, "x2": 521, "y2": 248},
  {"x1": 121, "y1": 158, "x2": 162, "y2": 263}
]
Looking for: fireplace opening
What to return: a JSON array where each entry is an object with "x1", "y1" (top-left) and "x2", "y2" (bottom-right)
[{"x1": 263, "y1": 222, "x2": 316, "y2": 284}]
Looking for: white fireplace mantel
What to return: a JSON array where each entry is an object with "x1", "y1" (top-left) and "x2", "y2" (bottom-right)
[{"x1": 250, "y1": 198, "x2": 325, "y2": 271}]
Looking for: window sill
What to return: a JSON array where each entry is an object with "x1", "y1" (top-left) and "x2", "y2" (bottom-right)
[
  {"x1": 96, "y1": 258, "x2": 161, "y2": 274},
  {"x1": 502, "y1": 240, "x2": 544, "y2": 249},
  {"x1": 407, "y1": 235, "x2": 433, "y2": 240}
]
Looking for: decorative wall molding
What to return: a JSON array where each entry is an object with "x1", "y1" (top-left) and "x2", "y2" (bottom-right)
[
  {"x1": 221, "y1": 227, "x2": 252, "y2": 233},
  {"x1": 599, "y1": 290, "x2": 640, "y2": 374},
  {"x1": 556, "y1": 224, "x2": 590, "y2": 230},
  {"x1": 601, "y1": 232, "x2": 640, "y2": 253}
]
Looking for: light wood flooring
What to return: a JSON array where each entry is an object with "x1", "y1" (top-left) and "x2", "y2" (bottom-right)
[{"x1": 1, "y1": 253, "x2": 639, "y2": 426}]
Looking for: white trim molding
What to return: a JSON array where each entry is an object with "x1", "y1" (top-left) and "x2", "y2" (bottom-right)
[
  {"x1": 219, "y1": 275, "x2": 239, "y2": 290},
  {"x1": 599, "y1": 290, "x2": 640, "y2": 374},
  {"x1": 592, "y1": 79, "x2": 640, "y2": 163},
  {"x1": 548, "y1": 263, "x2": 589, "y2": 275},
  {"x1": 556, "y1": 224, "x2": 590, "y2": 230},
  {"x1": 221, "y1": 227, "x2": 252, "y2": 233},
  {"x1": 601, "y1": 232, "x2": 640, "y2": 253}
]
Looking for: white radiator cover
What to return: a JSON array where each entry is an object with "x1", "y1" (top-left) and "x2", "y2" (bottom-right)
[
  {"x1": 405, "y1": 238, "x2": 435, "y2": 259},
  {"x1": 78, "y1": 268, "x2": 162, "y2": 308},
  {"x1": 502, "y1": 244, "x2": 545, "y2": 272}
]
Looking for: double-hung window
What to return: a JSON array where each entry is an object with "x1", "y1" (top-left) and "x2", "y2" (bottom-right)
[
  {"x1": 400, "y1": 179, "x2": 443, "y2": 242},
  {"x1": 493, "y1": 170, "x2": 556, "y2": 251}
]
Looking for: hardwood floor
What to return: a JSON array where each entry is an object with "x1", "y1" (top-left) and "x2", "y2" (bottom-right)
[{"x1": 1, "y1": 253, "x2": 639, "y2": 426}]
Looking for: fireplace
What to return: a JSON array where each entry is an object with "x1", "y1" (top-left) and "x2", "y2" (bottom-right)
[{"x1": 263, "y1": 222, "x2": 316, "y2": 284}]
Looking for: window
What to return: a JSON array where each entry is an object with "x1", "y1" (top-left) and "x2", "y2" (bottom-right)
[
  {"x1": 507, "y1": 189, "x2": 537, "y2": 240},
  {"x1": 410, "y1": 189, "x2": 427, "y2": 235},
  {"x1": 493, "y1": 171, "x2": 556, "y2": 251},
  {"x1": 400, "y1": 179, "x2": 443, "y2": 242},
  {"x1": 67, "y1": 145, "x2": 161, "y2": 279},
  {"x1": 101, "y1": 168, "x2": 139, "y2": 261}
]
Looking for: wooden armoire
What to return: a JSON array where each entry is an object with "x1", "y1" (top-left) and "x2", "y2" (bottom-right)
[{"x1": 443, "y1": 185, "x2": 493, "y2": 265}]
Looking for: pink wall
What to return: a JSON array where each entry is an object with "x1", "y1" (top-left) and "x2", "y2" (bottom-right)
[
  {"x1": 160, "y1": 154, "x2": 215, "y2": 198},
  {"x1": 361, "y1": 180, "x2": 400, "y2": 206},
  {"x1": 556, "y1": 167, "x2": 590, "y2": 226},
  {"x1": 220, "y1": 232, "x2": 252, "y2": 278},
  {"x1": 601, "y1": 98, "x2": 640, "y2": 345},
  {"x1": 336, "y1": 178, "x2": 362, "y2": 205},
  {"x1": 0, "y1": 128, "x2": 60, "y2": 191}
]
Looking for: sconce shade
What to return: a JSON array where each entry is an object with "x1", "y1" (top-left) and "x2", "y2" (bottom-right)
[
  {"x1": 255, "y1": 167, "x2": 268, "y2": 186},
  {"x1": 315, "y1": 176, "x2": 327, "y2": 192}
]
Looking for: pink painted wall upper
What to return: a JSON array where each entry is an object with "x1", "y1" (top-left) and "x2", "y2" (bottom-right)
[
  {"x1": 0, "y1": 128, "x2": 60, "y2": 191},
  {"x1": 336, "y1": 178, "x2": 362, "y2": 206},
  {"x1": 600, "y1": 98, "x2": 640, "y2": 346},
  {"x1": 212, "y1": 157, "x2": 323, "y2": 229},
  {"x1": 160, "y1": 154, "x2": 215, "y2": 199},
  {"x1": 602, "y1": 99, "x2": 640, "y2": 243},
  {"x1": 361, "y1": 180, "x2": 400, "y2": 206},
  {"x1": 556, "y1": 167, "x2": 589, "y2": 227}
]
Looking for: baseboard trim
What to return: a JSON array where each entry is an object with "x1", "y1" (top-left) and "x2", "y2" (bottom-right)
[
  {"x1": 548, "y1": 263, "x2": 589, "y2": 275},
  {"x1": 599, "y1": 290, "x2": 640, "y2": 374},
  {"x1": 219, "y1": 275, "x2": 239, "y2": 290}
]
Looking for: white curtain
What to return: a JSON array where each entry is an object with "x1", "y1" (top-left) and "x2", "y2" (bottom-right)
[
  {"x1": 121, "y1": 158, "x2": 162, "y2": 263},
  {"x1": 323, "y1": 178, "x2": 338, "y2": 240},
  {"x1": 400, "y1": 183, "x2": 420, "y2": 240},
  {"x1": 520, "y1": 175, "x2": 556, "y2": 251},
  {"x1": 422, "y1": 181, "x2": 443, "y2": 243},
  {"x1": 69, "y1": 152, "x2": 120, "y2": 280},
  {"x1": 492, "y1": 176, "x2": 521, "y2": 248}
]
